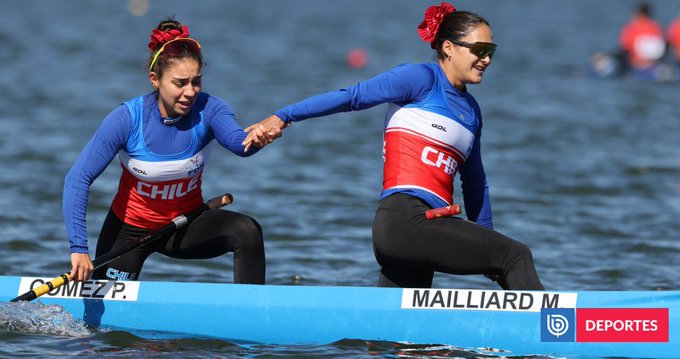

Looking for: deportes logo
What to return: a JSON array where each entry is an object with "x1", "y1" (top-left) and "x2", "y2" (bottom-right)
[
  {"x1": 540, "y1": 308, "x2": 669, "y2": 342},
  {"x1": 541, "y1": 308, "x2": 575, "y2": 342},
  {"x1": 577, "y1": 308, "x2": 668, "y2": 342}
]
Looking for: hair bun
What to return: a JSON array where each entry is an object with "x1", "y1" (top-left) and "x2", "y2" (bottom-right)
[
  {"x1": 158, "y1": 19, "x2": 181, "y2": 31},
  {"x1": 148, "y1": 24, "x2": 190, "y2": 51}
]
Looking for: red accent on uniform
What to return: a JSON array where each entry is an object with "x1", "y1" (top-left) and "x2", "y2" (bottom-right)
[
  {"x1": 619, "y1": 16, "x2": 664, "y2": 68},
  {"x1": 668, "y1": 18, "x2": 680, "y2": 62},
  {"x1": 383, "y1": 130, "x2": 463, "y2": 204},
  {"x1": 111, "y1": 166, "x2": 203, "y2": 229}
]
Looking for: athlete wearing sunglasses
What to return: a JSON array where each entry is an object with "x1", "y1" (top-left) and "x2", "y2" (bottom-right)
[
  {"x1": 245, "y1": 3, "x2": 543, "y2": 290},
  {"x1": 451, "y1": 40, "x2": 497, "y2": 59}
]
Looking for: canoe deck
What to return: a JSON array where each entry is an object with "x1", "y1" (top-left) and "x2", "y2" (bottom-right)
[{"x1": 1, "y1": 276, "x2": 678, "y2": 358}]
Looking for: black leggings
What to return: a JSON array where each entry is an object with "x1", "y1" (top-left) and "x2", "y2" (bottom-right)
[
  {"x1": 372, "y1": 193, "x2": 544, "y2": 290},
  {"x1": 92, "y1": 208, "x2": 265, "y2": 284}
]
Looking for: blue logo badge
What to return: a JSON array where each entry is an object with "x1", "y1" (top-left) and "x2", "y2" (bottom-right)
[{"x1": 541, "y1": 308, "x2": 575, "y2": 342}]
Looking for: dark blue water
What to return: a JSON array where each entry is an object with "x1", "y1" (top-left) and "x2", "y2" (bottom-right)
[{"x1": 1, "y1": 0, "x2": 679, "y2": 357}]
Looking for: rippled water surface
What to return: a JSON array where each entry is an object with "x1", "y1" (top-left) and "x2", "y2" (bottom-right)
[{"x1": 1, "y1": 0, "x2": 679, "y2": 357}]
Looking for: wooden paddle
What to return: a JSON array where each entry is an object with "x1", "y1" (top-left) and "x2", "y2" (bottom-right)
[{"x1": 10, "y1": 193, "x2": 233, "y2": 302}]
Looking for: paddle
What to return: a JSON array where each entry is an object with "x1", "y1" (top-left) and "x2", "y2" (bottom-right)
[{"x1": 10, "y1": 193, "x2": 233, "y2": 302}]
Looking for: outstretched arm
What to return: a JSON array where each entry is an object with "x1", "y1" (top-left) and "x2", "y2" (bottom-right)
[
  {"x1": 242, "y1": 63, "x2": 436, "y2": 151},
  {"x1": 206, "y1": 96, "x2": 282, "y2": 155}
]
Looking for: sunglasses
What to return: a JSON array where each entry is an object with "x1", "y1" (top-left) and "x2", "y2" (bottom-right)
[
  {"x1": 451, "y1": 40, "x2": 497, "y2": 59},
  {"x1": 149, "y1": 38, "x2": 202, "y2": 71}
]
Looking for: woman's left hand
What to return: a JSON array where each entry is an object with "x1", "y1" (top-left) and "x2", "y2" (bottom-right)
[{"x1": 242, "y1": 115, "x2": 287, "y2": 152}]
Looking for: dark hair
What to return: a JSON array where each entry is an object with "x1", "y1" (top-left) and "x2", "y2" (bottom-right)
[
  {"x1": 147, "y1": 19, "x2": 203, "y2": 77},
  {"x1": 636, "y1": 3, "x2": 651, "y2": 17},
  {"x1": 432, "y1": 11, "x2": 491, "y2": 60}
]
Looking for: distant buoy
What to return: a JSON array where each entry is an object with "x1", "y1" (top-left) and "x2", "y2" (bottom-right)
[
  {"x1": 347, "y1": 48, "x2": 368, "y2": 68},
  {"x1": 128, "y1": 0, "x2": 149, "y2": 16}
]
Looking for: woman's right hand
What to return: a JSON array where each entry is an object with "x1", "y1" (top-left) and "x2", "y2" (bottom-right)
[{"x1": 70, "y1": 253, "x2": 94, "y2": 281}]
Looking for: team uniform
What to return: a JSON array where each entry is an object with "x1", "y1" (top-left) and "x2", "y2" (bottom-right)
[
  {"x1": 619, "y1": 15, "x2": 665, "y2": 69},
  {"x1": 275, "y1": 63, "x2": 543, "y2": 289},
  {"x1": 63, "y1": 92, "x2": 265, "y2": 283},
  {"x1": 669, "y1": 18, "x2": 680, "y2": 65}
]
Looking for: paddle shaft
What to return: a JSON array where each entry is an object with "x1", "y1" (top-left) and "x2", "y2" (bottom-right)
[{"x1": 10, "y1": 193, "x2": 233, "y2": 302}]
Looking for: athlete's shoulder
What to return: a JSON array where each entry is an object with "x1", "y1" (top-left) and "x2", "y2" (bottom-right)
[
  {"x1": 197, "y1": 92, "x2": 235, "y2": 116},
  {"x1": 101, "y1": 103, "x2": 133, "y2": 133},
  {"x1": 377, "y1": 63, "x2": 437, "y2": 103},
  {"x1": 200, "y1": 92, "x2": 227, "y2": 107},
  {"x1": 388, "y1": 62, "x2": 437, "y2": 83},
  {"x1": 195, "y1": 93, "x2": 238, "y2": 132},
  {"x1": 110, "y1": 102, "x2": 133, "y2": 117},
  {"x1": 121, "y1": 93, "x2": 153, "y2": 110},
  {"x1": 120, "y1": 92, "x2": 156, "y2": 119}
]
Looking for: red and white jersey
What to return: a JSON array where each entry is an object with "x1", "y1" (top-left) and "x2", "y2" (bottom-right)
[
  {"x1": 383, "y1": 105, "x2": 476, "y2": 205},
  {"x1": 381, "y1": 64, "x2": 481, "y2": 207},
  {"x1": 111, "y1": 96, "x2": 215, "y2": 229},
  {"x1": 113, "y1": 146, "x2": 214, "y2": 229}
]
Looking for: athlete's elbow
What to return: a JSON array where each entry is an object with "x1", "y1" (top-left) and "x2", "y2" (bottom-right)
[{"x1": 237, "y1": 147, "x2": 259, "y2": 157}]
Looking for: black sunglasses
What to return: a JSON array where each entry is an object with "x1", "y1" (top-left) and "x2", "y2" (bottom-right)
[{"x1": 451, "y1": 40, "x2": 497, "y2": 59}]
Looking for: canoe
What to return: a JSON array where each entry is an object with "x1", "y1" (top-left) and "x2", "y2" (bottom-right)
[
  {"x1": 1, "y1": 275, "x2": 678, "y2": 358},
  {"x1": 586, "y1": 51, "x2": 680, "y2": 82}
]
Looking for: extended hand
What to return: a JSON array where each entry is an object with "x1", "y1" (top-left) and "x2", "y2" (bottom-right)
[{"x1": 243, "y1": 115, "x2": 288, "y2": 152}]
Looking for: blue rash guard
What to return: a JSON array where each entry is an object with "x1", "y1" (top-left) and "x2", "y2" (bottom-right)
[
  {"x1": 63, "y1": 92, "x2": 256, "y2": 254},
  {"x1": 274, "y1": 62, "x2": 493, "y2": 229}
]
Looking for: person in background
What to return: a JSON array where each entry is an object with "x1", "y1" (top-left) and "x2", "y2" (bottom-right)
[
  {"x1": 65, "y1": 18, "x2": 278, "y2": 284},
  {"x1": 619, "y1": 2, "x2": 665, "y2": 70},
  {"x1": 667, "y1": 10, "x2": 680, "y2": 65},
  {"x1": 244, "y1": 3, "x2": 544, "y2": 290}
]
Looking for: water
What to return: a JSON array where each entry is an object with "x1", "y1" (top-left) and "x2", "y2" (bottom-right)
[{"x1": 1, "y1": 0, "x2": 679, "y2": 357}]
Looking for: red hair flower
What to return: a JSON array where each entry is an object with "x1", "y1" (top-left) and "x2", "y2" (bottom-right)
[
  {"x1": 417, "y1": 2, "x2": 456, "y2": 48},
  {"x1": 148, "y1": 25, "x2": 190, "y2": 51}
]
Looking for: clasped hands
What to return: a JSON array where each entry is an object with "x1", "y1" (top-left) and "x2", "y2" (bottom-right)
[{"x1": 243, "y1": 115, "x2": 288, "y2": 152}]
